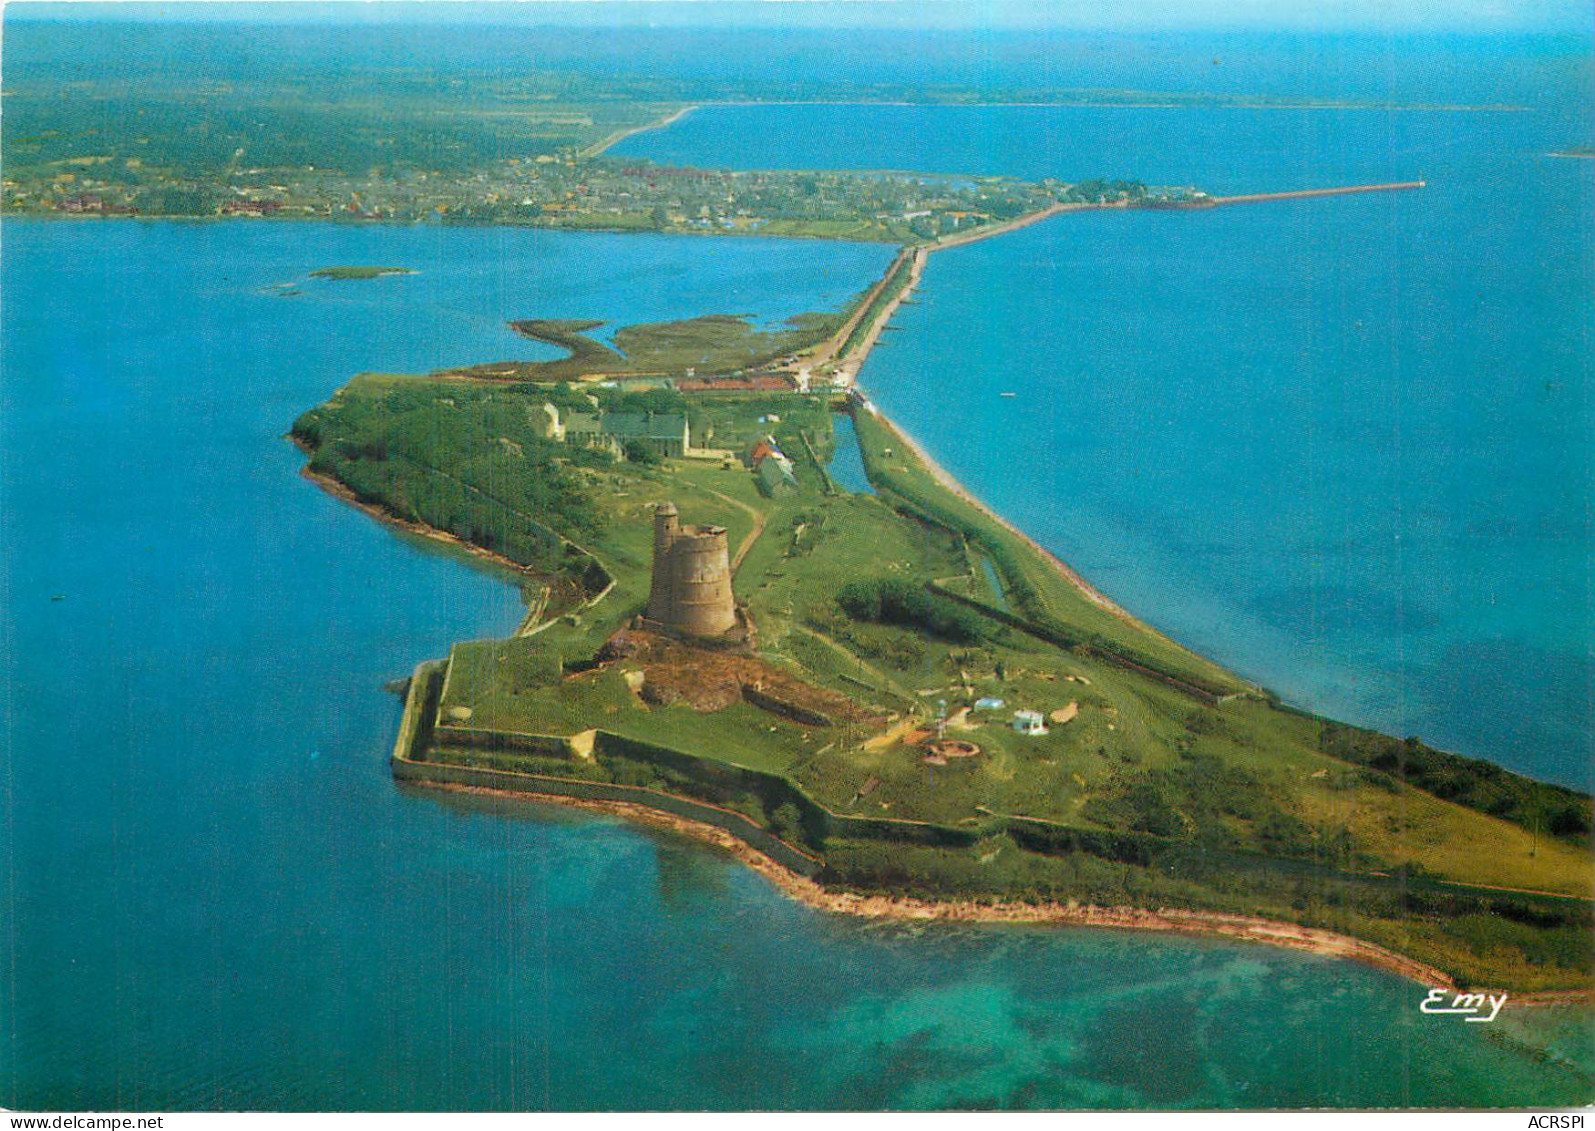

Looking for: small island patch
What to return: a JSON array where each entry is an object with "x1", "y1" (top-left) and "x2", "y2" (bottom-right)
[{"x1": 310, "y1": 266, "x2": 418, "y2": 281}]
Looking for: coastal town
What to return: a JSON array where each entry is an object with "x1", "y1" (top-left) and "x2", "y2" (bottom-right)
[{"x1": 0, "y1": 69, "x2": 1229, "y2": 240}]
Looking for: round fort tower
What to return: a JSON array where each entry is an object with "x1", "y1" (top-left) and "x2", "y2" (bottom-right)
[{"x1": 646, "y1": 501, "x2": 737, "y2": 637}]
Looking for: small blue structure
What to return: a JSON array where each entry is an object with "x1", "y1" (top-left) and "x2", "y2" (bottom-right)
[{"x1": 975, "y1": 697, "x2": 1005, "y2": 710}]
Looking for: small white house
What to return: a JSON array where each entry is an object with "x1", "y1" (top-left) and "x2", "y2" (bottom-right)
[{"x1": 1011, "y1": 709, "x2": 1049, "y2": 736}]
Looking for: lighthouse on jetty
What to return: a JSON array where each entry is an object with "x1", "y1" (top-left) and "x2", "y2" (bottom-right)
[{"x1": 646, "y1": 502, "x2": 737, "y2": 637}]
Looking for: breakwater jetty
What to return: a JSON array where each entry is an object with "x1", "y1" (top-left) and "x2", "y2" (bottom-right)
[{"x1": 1208, "y1": 180, "x2": 1427, "y2": 205}]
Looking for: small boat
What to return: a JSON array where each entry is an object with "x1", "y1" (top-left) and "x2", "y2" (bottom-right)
[{"x1": 999, "y1": 391, "x2": 1017, "y2": 398}]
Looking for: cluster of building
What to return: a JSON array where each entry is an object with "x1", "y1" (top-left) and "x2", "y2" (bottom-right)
[
  {"x1": 53, "y1": 192, "x2": 135, "y2": 215},
  {"x1": 529, "y1": 404, "x2": 807, "y2": 498}
]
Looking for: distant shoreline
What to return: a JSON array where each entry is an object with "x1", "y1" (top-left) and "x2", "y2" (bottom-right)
[
  {"x1": 555, "y1": 101, "x2": 1532, "y2": 170},
  {"x1": 4, "y1": 181, "x2": 1427, "y2": 248}
]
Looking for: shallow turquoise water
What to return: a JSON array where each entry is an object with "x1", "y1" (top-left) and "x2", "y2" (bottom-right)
[
  {"x1": 620, "y1": 99, "x2": 1594, "y2": 788},
  {"x1": 2, "y1": 218, "x2": 1589, "y2": 1110}
]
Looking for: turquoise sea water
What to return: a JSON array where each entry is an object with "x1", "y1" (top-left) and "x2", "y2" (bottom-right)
[
  {"x1": 618, "y1": 100, "x2": 1594, "y2": 789},
  {"x1": 4, "y1": 219, "x2": 1589, "y2": 1110}
]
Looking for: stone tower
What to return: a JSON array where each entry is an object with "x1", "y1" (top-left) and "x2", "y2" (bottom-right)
[{"x1": 646, "y1": 501, "x2": 736, "y2": 637}]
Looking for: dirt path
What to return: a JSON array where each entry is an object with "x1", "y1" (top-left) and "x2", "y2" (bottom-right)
[
  {"x1": 807, "y1": 202, "x2": 1094, "y2": 382},
  {"x1": 926, "y1": 199, "x2": 1094, "y2": 250},
  {"x1": 830, "y1": 247, "x2": 927, "y2": 380},
  {"x1": 788, "y1": 625, "x2": 916, "y2": 703},
  {"x1": 1435, "y1": 878, "x2": 1595, "y2": 902}
]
